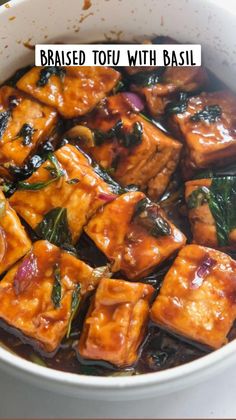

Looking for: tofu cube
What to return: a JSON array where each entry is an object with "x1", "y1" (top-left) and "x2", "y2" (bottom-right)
[
  {"x1": 151, "y1": 245, "x2": 236, "y2": 349},
  {"x1": 85, "y1": 191, "x2": 186, "y2": 280},
  {"x1": 185, "y1": 177, "x2": 236, "y2": 249},
  {"x1": 0, "y1": 240, "x2": 100, "y2": 353},
  {"x1": 9, "y1": 144, "x2": 116, "y2": 243},
  {"x1": 0, "y1": 190, "x2": 31, "y2": 275},
  {"x1": 78, "y1": 277, "x2": 154, "y2": 367},
  {"x1": 17, "y1": 66, "x2": 120, "y2": 119},
  {"x1": 80, "y1": 93, "x2": 182, "y2": 200},
  {"x1": 131, "y1": 67, "x2": 208, "y2": 117},
  {"x1": 171, "y1": 91, "x2": 236, "y2": 169},
  {"x1": 0, "y1": 85, "x2": 57, "y2": 167}
]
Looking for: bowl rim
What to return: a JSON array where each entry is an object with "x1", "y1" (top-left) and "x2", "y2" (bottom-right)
[
  {"x1": 0, "y1": 336, "x2": 236, "y2": 389},
  {"x1": 0, "y1": 0, "x2": 236, "y2": 391}
]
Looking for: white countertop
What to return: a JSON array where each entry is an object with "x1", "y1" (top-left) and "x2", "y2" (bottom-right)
[{"x1": 0, "y1": 364, "x2": 235, "y2": 418}]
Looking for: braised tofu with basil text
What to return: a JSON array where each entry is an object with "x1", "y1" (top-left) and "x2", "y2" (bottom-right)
[
  {"x1": 151, "y1": 245, "x2": 236, "y2": 349},
  {"x1": 170, "y1": 91, "x2": 236, "y2": 170},
  {"x1": 78, "y1": 278, "x2": 154, "y2": 367},
  {"x1": 0, "y1": 85, "x2": 57, "y2": 167},
  {"x1": 85, "y1": 191, "x2": 186, "y2": 279},
  {"x1": 77, "y1": 93, "x2": 182, "y2": 200},
  {"x1": 0, "y1": 240, "x2": 103, "y2": 354},
  {"x1": 17, "y1": 66, "x2": 120, "y2": 118},
  {"x1": 0, "y1": 36, "x2": 236, "y2": 376},
  {"x1": 0, "y1": 190, "x2": 31, "y2": 275},
  {"x1": 9, "y1": 144, "x2": 116, "y2": 243},
  {"x1": 185, "y1": 177, "x2": 236, "y2": 249}
]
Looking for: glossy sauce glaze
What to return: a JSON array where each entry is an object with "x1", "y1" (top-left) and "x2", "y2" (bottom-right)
[{"x1": 0, "y1": 49, "x2": 235, "y2": 376}]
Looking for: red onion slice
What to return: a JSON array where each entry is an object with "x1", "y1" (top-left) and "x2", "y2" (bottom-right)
[
  {"x1": 98, "y1": 192, "x2": 117, "y2": 203},
  {"x1": 14, "y1": 253, "x2": 38, "y2": 295},
  {"x1": 122, "y1": 92, "x2": 145, "y2": 112},
  {"x1": 190, "y1": 254, "x2": 216, "y2": 289}
]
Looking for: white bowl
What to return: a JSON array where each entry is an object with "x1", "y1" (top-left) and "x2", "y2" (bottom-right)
[{"x1": 0, "y1": 0, "x2": 236, "y2": 401}]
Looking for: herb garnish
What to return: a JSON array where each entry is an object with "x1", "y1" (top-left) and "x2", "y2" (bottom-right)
[
  {"x1": 18, "y1": 153, "x2": 64, "y2": 190},
  {"x1": 165, "y1": 92, "x2": 189, "y2": 115},
  {"x1": 187, "y1": 186, "x2": 210, "y2": 210},
  {"x1": 93, "y1": 163, "x2": 138, "y2": 195},
  {"x1": 35, "y1": 207, "x2": 72, "y2": 248},
  {"x1": 0, "y1": 111, "x2": 10, "y2": 139},
  {"x1": 51, "y1": 263, "x2": 61, "y2": 308},
  {"x1": 133, "y1": 198, "x2": 171, "y2": 237},
  {"x1": 190, "y1": 105, "x2": 222, "y2": 123},
  {"x1": 94, "y1": 120, "x2": 143, "y2": 148},
  {"x1": 187, "y1": 177, "x2": 236, "y2": 246},
  {"x1": 129, "y1": 68, "x2": 165, "y2": 87},
  {"x1": 37, "y1": 66, "x2": 66, "y2": 87},
  {"x1": 15, "y1": 123, "x2": 36, "y2": 146},
  {"x1": 66, "y1": 284, "x2": 81, "y2": 338}
]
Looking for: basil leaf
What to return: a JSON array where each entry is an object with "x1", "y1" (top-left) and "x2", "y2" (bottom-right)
[
  {"x1": 35, "y1": 207, "x2": 72, "y2": 247},
  {"x1": 94, "y1": 120, "x2": 143, "y2": 149},
  {"x1": 209, "y1": 177, "x2": 236, "y2": 246},
  {"x1": 93, "y1": 163, "x2": 138, "y2": 195},
  {"x1": 18, "y1": 153, "x2": 64, "y2": 190},
  {"x1": 0, "y1": 111, "x2": 10, "y2": 139},
  {"x1": 187, "y1": 177, "x2": 236, "y2": 246},
  {"x1": 165, "y1": 92, "x2": 189, "y2": 115},
  {"x1": 93, "y1": 120, "x2": 123, "y2": 146},
  {"x1": 133, "y1": 198, "x2": 171, "y2": 237},
  {"x1": 51, "y1": 263, "x2": 61, "y2": 308},
  {"x1": 129, "y1": 68, "x2": 165, "y2": 87},
  {"x1": 187, "y1": 187, "x2": 211, "y2": 210},
  {"x1": 15, "y1": 123, "x2": 36, "y2": 146},
  {"x1": 37, "y1": 66, "x2": 66, "y2": 87},
  {"x1": 122, "y1": 121, "x2": 143, "y2": 148},
  {"x1": 190, "y1": 105, "x2": 222, "y2": 123},
  {"x1": 66, "y1": 284, "x2": 81, "y2": 338}
]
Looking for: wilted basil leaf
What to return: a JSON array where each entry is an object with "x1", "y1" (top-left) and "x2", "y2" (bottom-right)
[
  {"x1": 51, "y1": 263, "x2": 61, "y2": 308},
  {"x1": 35, "y1": 207, "x2": 72, "y2": 247},
  {"x1": 190, "y1": 105, "x2": 222, "y2": 123},
  {"x1": 37, "y1": 66, "x2": 66, "y2": 87},
  {"x1": 0, "y1": 111, "x2": 10, "y2": 139},
  {"x1": 66, "y1": 284, "x2": 81, "y2": 338}
]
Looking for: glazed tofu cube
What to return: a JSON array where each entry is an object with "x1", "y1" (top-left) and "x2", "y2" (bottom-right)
[
  {"x1": 151, "y1": 245, "x2": 236, "y2": 349},
  {"x1": 171, "y1": 91, "x2": 236, "y2": 169},
  {"x1": 0, "y1": 240, "x2": 100, "y2": 354},
  {"x1": 78, "y1": 277, "x2": 154, "y2": 367},
  {"x1": 85, "y1": 191, "x2": 186, "y2": 279},
  {"x1": 131, "y1": 67, "x2": 208, "y2": 117},
  {"x1": 80, "y1": 93, "x2": 182, "y2": 200},
  {"x1": 185, "y1": 177, "x2": 236, "y2": 249},
  {"x1": 17, "y1": 66, "x2": 120, "y2": 119},
  {"x1": 0, "y1": 85, "x2": 57, "y2": 167},
  {"x1": 0, "y1": 190, "x2": 31, "y2": 275},
  {"x1": 9, "y1": 144, "x2": 116, "y2": 243}
]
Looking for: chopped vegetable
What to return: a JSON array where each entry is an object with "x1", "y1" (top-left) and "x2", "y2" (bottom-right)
[
  {"x1": 14, "y1": 123, "x2": 36, "y2": 146},
  {"x1": 133, "y1": 198, "x2": 171, "y2": 237},
  {"x1": 66, "y1": 284, "x2": 81, "y2": 338},
  {"x1": 37, "y1": 66, "x2": 66, "y2": 87},
  {"x1": 129, "y1": 68, "x2": 164, "y2": 87},
  {"x1": 190, "y1": 105, "x2": 222, "y2": 123},
  {"x1": 0, "y1": 110, "x2": 10, "y2": 139},
  {"x1": 13, "y1": 253, "x2": 38, "y2": 295},
  {"x1": 35, "y1": 207, "x2": 72, "y2": 248},
  {"x1": 51, "y1": 263, "x2": 61, "y2": 308},
  {"x1": 187, "y1": 187, "x2": 210, "y2": 210},
  {"x1": 165, "y1": 92, "x2": 189, "y2": 115},
  {"x1": 190, "y1": 254, "x2": 217, "y2": 289},
  {"x1": 122, "y1": 92, "x2": 145, "y2": 112}
]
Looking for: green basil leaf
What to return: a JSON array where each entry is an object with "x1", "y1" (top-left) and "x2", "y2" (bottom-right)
[
  {"x1": 187, "y1": 187, "x2": 211, "y2": 210},
  {"x1": 190, "y1": 105, "x2": 222, "y2": 123},
  {"x1": 35, "y1": 207, "x2": 72, "y2": 247},
  {"x1": 15, "y1": 123, "x2": 36, "y2": 146},
  {"x1": 51, "y1": 263, "x2": 61, "y2": 308},
  {"x1": 129, "y1": 68, "x2": 164, "y2": 87},
  {"x1": 37, "y1": 66, "x2": 66, "y2": 87},
  {"x1": 66, "y1": 284, "x2": 81, "y2": 338},
  {"x1": 0, "y1": 110, "x2": 10, "y2": 139},
  {"x1": 133, "y1": 198, "x2": 171, "y2": 237},
  {"x1": 165, "y1": 92, "x2": 189, "y2": 115}
]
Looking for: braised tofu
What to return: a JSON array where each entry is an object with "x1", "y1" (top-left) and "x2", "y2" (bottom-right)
[
  {"x1": 17, "y1": 66, "x2": 120, "y2": 119},
  {"x1": 185, "y1": 177, "x2": 236, "y2": 249},
  {"x1": 0, "y1": 190, "x2": 31, "y2": 275},
  {"x1": 9, "y1": 144, "x2": 116, "y2": 243},
  {"x1": 78, "y1": 277, "x2": 154, "y2": 367},
  {"x1": 85, "y1": 191, "x2": 186, "y2": 279},
  {"x1": 0, "y1": 85, "x2": 57, "y2": 167},
  {"x1": 0, "y1": 240, "x2": 101, "y2": 353},
  {"x1": 171, "y1": 91, "x2": 236, "y2": 169},
  {"x1": 151, "y1": 245, "x2": 236, "y2": 349},
  {"x1": 131, "y1": 67, "x2": 208, "y2": 117},
  {"x1": 79, "y1": 93, "x2": 182, "y2": 200}
]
